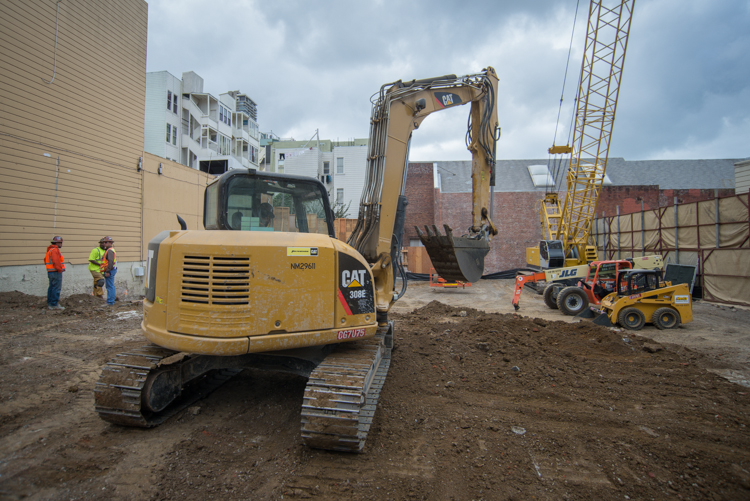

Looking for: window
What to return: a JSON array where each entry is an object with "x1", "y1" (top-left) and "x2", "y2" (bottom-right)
[
  {"x1": 173, "y1": 94, "x2": 178, "y2": 113},
  {"x1": 166, "y1": 123, "x2": 171, "y2": 142},
  {"x1": 336, "y1": 157, "x2": 344, "y2": 174},
  {"x1": 172, "y1": 125, "x2": 177, "y2": 145},
  {"x1": 215, "y1": 176, "x2": 332, "y2": 235},
  {"x1": 337, "y1": 188, "x2": 344, "y2": 204},
  {"x1": 219, "y1": 105, "x2": 231, "y2": 126},
  {"x1": 323, "y1": 161, "x2": 330, "y2": 174},
  {"x1": 167, "y1": 91, "x2": 172, "y2": 110}
]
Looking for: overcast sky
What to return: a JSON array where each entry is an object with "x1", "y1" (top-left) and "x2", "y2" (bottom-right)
[{"x1": 146, "y1": 0, "x2": 749, "y2": 162}]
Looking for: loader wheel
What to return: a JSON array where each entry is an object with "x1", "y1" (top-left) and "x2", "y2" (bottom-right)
[
  {"x1": 543, "y1": 283, "x2": 562, "y2": 309},
  {"x1": 556, "y1": 287, "x2": 589, "y2": 316},
  {"x1": 619, "y1": 307, "x2": 646, "y2": 331},
  {"x1": 652, "y1": 307, "x2": 680, "y2": 330}
]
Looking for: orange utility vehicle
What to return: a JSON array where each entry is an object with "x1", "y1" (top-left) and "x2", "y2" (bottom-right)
[
  {"x1": 512, "y1": 255, "x2": 663, "y2": 316},
  {"x1": 429, "y1": 268, "x2": 472, "y2": 289}
]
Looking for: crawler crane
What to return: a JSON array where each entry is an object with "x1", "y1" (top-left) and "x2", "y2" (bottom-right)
[{"x1": 527, "y1": 0, "x2": 635, "y2": 270}]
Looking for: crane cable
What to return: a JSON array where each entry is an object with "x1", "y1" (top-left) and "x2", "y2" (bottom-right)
[{"x1": 547, "y1": 0, "x2": 582, "y2": 195}]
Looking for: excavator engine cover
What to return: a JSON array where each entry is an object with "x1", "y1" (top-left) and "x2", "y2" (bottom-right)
[{"x1": 417, "y1": 224, "x2": 489, "y2": 283}]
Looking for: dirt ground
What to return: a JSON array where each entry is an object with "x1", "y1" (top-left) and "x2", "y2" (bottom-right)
[{"x1": 1, "y1": 281, "x2": 750, "y2": 500}]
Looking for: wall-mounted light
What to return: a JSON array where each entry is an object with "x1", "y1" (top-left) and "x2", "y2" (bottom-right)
[
  {"x1": 158, "y1": 163, "x2": 163, "y2": 175},
  {"x1": 137, "y1": 157, "x2": 142, "y2": 172}
]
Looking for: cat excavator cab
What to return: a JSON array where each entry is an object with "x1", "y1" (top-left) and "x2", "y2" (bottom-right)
[{"x1": 95, "y1": 68, "x2": 500, "y2": 452}]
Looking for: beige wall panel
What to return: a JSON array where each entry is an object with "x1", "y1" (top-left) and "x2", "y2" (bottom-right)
[
  {"x1": 677, "y1": 227, "x2": 697, "y2": 248},
  {"x1": 141, "y1": 154, "x2": 211, "y2": 258},
  {"x1": 677, "y1": 204, "x2": 696, "y2": 227},
  {"x1": 703, "y1": 250, "x2": 750, "y2": 306},
  {"x1": 698, "y1": 226, "x2": 717, "y2": 249},
  {"x1": 0, "y1": 0, "x2": 147, "y2": 268},
  {"x1": 697, "y1": 200, "x2": 715, "y2": 225},
  {"x1": 719, "y1": 196, "x2": 749, "y2": 223},
  {"x1": 719, "y1": 224, "x2": 749, "y2": 248},
  {"x1": 644, "y1": 210, "x2": 659, "y2": 229},
  {"x1": 644, "y1": 230, "x2": 659, "y2": 250},
  {"x1": 619, "y1": 215, "x2": 632, "y2": 232},
  {"x1": 660, "y1": 207, "x2": 675, "y2": 228}
]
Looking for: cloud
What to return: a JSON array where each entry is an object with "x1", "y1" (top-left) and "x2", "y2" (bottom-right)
[{"x1": 146, "y1": 0, "x2": 750, "y2": 161}]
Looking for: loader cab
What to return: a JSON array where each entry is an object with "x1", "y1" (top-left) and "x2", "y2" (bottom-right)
[
  {"x1": 616, "y1": 269, "x2": 662, "y2": 296},
  {"x1": 203, "y1": 169, "x2": 335, "y2": 237}
]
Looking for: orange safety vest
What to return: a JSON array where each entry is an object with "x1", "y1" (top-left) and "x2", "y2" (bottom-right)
[
  {"x1": 100, "y1": 248, "x2": 117, "y2": 272},
  {"x1": 44, "y1": 247, "x2": 65, "y2": 272}
]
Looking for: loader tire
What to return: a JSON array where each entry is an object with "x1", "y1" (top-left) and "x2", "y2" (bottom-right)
[
  {"x1": 556, "y1": 287, "x2": 589, "y2": 316},
  {"x1": 619, "y1": 307, "x2": 646, "y2": 331},
  {"x1": 543, "y1": 283, "x2": 561, "y2": 309},
  {"x1": 652, "y1": 307, "x2": 680, "y2": 330}
]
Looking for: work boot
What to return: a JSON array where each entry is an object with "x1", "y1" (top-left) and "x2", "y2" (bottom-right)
[{"x1": 49, "y1": 305, "x2": 65, "y2": 310}]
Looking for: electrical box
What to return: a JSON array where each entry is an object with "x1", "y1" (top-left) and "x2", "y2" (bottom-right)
[{"x1": 133, "y1": 266, "x2": 145, "y2": 277}]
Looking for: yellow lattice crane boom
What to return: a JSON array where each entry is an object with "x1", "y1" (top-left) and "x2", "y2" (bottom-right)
[{"x1": 528, "y1": 0, "x2": 635, "y2": 269}]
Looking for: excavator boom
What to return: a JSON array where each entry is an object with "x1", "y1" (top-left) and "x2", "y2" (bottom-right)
[{"x1": 348, "y1": 68, "x2": 500, "y2": 289}]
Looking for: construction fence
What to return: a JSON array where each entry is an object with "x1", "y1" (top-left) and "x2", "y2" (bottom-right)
[{"x1": 591, "y1": 192, "x2": 750, "y2": 306}]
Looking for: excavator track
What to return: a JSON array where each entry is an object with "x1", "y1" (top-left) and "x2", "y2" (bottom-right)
[
  {"x1": 94, "y1": 344, "x2": 240, "y2": 427},
  {"x1": 300, "y1": 323, "x2": 392, "y2": 452}
]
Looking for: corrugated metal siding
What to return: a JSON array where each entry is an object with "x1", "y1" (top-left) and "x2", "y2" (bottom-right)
[
  {"x1": 0, "y1": 0, "x2": 147, "y2": 266},
  {"x1": 144, "y1": 72, "x2": 167, "y2": 157},
  {"x1": 736, "y1": 163, "x2": 750, "y2": 194}
]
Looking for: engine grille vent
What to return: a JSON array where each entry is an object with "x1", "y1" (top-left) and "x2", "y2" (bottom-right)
[{"x1": 181, "y1": 255, "x2": 251, "y2": 305}]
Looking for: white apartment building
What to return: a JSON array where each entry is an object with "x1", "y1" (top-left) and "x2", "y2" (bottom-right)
[
  {"x1": 269, "y1": 137, "x2": 368, "y2": 217},
  {"x1": 145, "y1": 71, "x2": 260, "y2": 174}
]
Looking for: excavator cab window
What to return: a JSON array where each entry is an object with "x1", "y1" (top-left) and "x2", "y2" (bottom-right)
[{"x1": 204, "y1": 171, "x2": 334, "y2": 236}]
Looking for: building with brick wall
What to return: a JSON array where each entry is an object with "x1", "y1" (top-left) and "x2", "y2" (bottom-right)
[{"x1": 402, "y1": 157, "x2": 743, "y2": 273}]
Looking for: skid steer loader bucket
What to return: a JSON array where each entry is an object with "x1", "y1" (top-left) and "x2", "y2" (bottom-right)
[
  {"x1": 592, "y1": 312, "x2": 614, "y2": 327},
  {"x1": 416, "y1": 225, "x2": 489, "y2": 283},
  {"x1": 575, "y1": 307, "x2": 599, "y2": 319},
  {"x1": 576, "y1": 306, "x2": 613, "y2": 327}
]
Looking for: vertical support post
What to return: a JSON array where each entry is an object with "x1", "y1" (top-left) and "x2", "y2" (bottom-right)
[
  {"x1": 715, "y1": 189, "x2": 720, "y2": 249},
  {"x1": 603, "y1": 211, "x2": 608, "y2": 259},
  {"x1": 616, "y1": 206, "x2": 621, "y2": 260},
  {"x1": 641, "y1": 200, "x2": 645, "y2": 256},
  {"x1": 674, "y1": 197, "x2": 679, "y2": 264}
]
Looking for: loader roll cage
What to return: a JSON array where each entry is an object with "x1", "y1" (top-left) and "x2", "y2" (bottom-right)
[{"x1": 616, "y1": 269, "x2": 663, "y2": 296}]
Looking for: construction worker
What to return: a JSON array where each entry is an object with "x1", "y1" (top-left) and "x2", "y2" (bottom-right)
[
  {"x1": 259, "y1": 202, "x2": 275, "y2": 228},
  {"x1": 88, "y1": 238, "x2": 108, "y2": 299},
  {"x1": 44, "y1": 236, "x2": 65, "y2": 310},
  {"x1": 99, "y1": 237, "x2": 117, "y2": 306}
]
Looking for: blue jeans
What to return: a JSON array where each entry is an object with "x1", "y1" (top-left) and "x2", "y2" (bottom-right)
[
  {"x1": 47, "y1": 271, "x2": 62, "y2": 306},
  {"x1": 105, "y1": 268, "x2": 117, "y2": 305}
]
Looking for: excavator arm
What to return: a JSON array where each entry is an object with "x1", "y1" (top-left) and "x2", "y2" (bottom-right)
[{"x1": 347, "y1": 68, "x2": 500, "y2": 312}]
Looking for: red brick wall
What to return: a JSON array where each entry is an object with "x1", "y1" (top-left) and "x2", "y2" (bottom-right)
[
  {"x1": 658, "y1": 188, "x2": 734, "y2": 208},
  {"x1": 596, "y1": 186, "x2": 661, "y2": 218},
  {"x1": 437, "y1": 191, "x2": 544, "y2": 272},
  {"x1": 403, "y1": 163, "x2": 435, "y2": 243},
  {"x1": 597, "y1": 186, "x2": 736, "y2": 217}
]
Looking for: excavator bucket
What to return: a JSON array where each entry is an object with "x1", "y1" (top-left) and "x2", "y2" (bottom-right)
[{"x1": 416, "y1": 225, "x2": 489, "y2": 283}]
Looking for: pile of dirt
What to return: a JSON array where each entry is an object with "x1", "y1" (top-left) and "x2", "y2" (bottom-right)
[{"x1": 1, "y1": 295, "x2": 749, "y2": 500}]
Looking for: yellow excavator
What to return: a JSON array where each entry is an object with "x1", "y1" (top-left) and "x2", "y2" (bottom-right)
[{"x1": 95, "y1": 68, "x2": 500, "y2": 452}]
